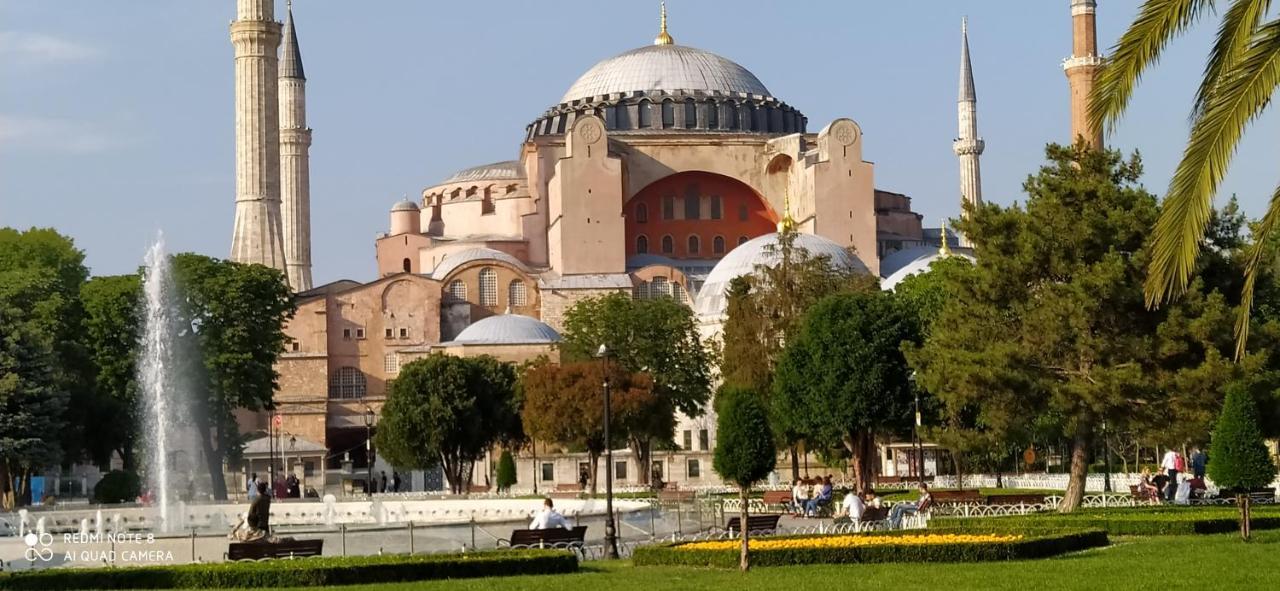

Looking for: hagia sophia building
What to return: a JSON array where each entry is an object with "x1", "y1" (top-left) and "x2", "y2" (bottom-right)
[{"x1": 227, "y1": 0, "x2": 1102, "y2": 493}]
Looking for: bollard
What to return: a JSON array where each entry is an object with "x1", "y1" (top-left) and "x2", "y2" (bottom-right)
[
  {"x1": 341, "y1": 524, "x2": 347, "y2": 556},
  {"x1": 408, "y1": 521, "x2": 415, "y2": 554},
  {"x1": 676, "y1": 502, "x2": 683, "y2": 534}
]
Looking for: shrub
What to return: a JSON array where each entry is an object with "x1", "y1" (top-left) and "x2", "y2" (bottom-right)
[
  {"x1": 1209, "y1": 385, "x2": 1277, "y2": 492},
  {"x1": 496, "y1": 449, "x2": 517, "y2": 493},
  {"x1": 93, "y1": 470, "x2": 141, "y2": 504},
  {"x1": 0, "y1": 549, "x2": 576, "y2": 590},
  {"x1": 712, "y1": 385, "x2": 777, "y2": 570},
  {"x1": 933, "y1": 506, "x2": 1280, "y2": 536},
  {"x1": 632, "y1": 527, "x2": 1106, "y2": 568}
]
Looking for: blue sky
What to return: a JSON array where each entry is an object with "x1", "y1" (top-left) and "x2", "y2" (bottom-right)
[{"x1": 2, "y1": 1, "x2": 1277, "y2": 283}]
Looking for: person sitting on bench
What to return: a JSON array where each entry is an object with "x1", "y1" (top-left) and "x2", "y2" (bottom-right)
[
  {"x1": 529, "y1": 498, "x2": 569, "y2": 530},
  {"x1": 888, "y1": 483, "x2": 932, "y2": 529},
  {"x1": 805, "y1": 475, "x2": 834, "y2": 516},
  {"x1": 229, "y1": 481, "x2": 273, "y2": 542},
  {"x1": 835, "y1": 488, "x2": 865, "y2": 521}
]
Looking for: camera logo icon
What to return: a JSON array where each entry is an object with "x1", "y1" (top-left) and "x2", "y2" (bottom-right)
[{"x1": 23, "y1": 531, "x2": 54, "y2": 561}]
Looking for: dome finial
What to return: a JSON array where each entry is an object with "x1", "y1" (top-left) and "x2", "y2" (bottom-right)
[
  {"x1": 940, "y1": 219, "x2": 952, "y2": 256},
  {"x1": 777, "y1": 186, "x2": 796, "y2": 232},
  {"x1": 654, "y1": 2, "x2": 674, "y2": 45}
]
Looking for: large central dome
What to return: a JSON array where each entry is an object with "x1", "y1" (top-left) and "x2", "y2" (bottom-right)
[{"x1": 560, "y1": 44, "x2": 772, "y2": 104}]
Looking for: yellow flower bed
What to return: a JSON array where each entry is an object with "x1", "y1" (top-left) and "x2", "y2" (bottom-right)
[{"x1": 678, "y1": 533, "x2": 1022, "y2": 552}]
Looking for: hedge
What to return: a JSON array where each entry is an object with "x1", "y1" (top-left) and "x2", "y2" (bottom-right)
[
  {"x1": 934, "y1": 506, "x2": 1280, "y2": 536},
  {"x1": 0, "y1": 549, "x2": 577, "y2": 590},
  {"x1": 632, "y1": 527, "x2": 1107, "y2": 568}
]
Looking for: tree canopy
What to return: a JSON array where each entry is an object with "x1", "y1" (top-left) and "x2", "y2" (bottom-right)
[
  {"x1": 1208, "y1": 383, "x2": 1277, "y2": 492},
  {"x1": 712, "y1": 384, "x2": 776, "y2": 571},
  {"x1": 376, "y1": 353, "x2": 519, "y2": 494},
  {"x1": 81, "y1": 275, "x2": 142, "y2": 469}
]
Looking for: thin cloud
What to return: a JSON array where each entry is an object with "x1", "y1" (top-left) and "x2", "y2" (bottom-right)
[
  {"x1": 0, "y1": 114, "x2": 125, "y2": 154},
  {"x1": 0, "y1": 31, "x2": 100, "y2": 64}
]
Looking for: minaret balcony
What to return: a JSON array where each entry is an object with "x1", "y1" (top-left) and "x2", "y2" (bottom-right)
[
  {"x1": 952, "y1": 138, "x2": 985, "y2": 155},
  {"x1": 1062, "y1": 55, "x2": 1103, "y2": 71}
]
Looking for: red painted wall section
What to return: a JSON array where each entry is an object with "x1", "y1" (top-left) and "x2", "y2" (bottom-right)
[{"x1": 625, "y1": 171, "x2": 778, "y2": 260}]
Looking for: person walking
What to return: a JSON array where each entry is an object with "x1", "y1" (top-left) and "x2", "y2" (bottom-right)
[
  {"x1": 1189, "y1": 447, "x2": 1208, "y2": 480},
  {"x1": 1160, "y1": 448, "x2": 1181, "y2": 502},
  {"x1": 391, "y1": 471, "x2": 401, "y2": 493},
  {"x1": 246, "y1": 473, "x2": 259, "y2": 501}
]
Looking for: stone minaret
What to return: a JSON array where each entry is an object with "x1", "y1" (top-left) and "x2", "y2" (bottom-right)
[
  {"x1": 279, "y1": 1, "x2": 313, "y2": 291},
  {"x1": 229, "y1": 0, "x2": 286, "y2": 271},
  {"x1": 1064, "y1": 0, "x2": 1104, "y2": 148},
  {"x1": 952, "y1": 17, "x2": 984, "y2": 223}
]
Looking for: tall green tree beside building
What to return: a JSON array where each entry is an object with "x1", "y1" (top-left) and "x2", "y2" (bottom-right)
[{"x1": 712, "y1": 385, "x2": 776, "y2": 571}]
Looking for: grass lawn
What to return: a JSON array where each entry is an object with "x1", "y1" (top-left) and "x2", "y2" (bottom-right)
[{"x1": 276, "y1": 529, "x2": 1280, "y2": 591}]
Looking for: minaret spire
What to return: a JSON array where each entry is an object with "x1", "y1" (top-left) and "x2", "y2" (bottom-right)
[
  {"x1": 1065, "y1": 0, "x2": 1104, "y2": 149},
  {"x1": 279, "y1": 0, "x2": 313, "y2": 290},
  {"x1": 654, "y1": 2, "x2": 674, "y2": 45},
  {"x1": 952, "y1": 16, "x2": 984, "y2": 246},
  {"x1": 229, "y1": 0, "x2": 286, "y2": 272}
]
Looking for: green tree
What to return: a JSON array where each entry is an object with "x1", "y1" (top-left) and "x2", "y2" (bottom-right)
[
  {"x1": 80, "y1": 275, "x2": 142, "y2": 470},
  {"x1": 773, "y1": 290, "x2": 920, "y2": 493},
  {"x1": 892, "y1": 256, "x2": 974, "y2": 337},
  {"x1": 560, "y1": 293, "x2": 710, "y2": 484},
  {"x1": 1089, "y1": 0, "x2": 1280, "y2": 356},
  {"x1": 495, "y1": 449, "x2": 517, "y2": 493},
  {"x1": 169, "y1": 254, "x2": 295, "y2": 499},
  {"x1": 520, "y1": 360, "x2": 656, "y2": 494},
  {"x1": 712, "y1": 385, "x2": 776, "y2": 572},
  {"x1": 1209, "y1": 383, "x2": 1278, "y2": 539},
  {"x1": 0, "y1": 269, "x2": 69, "y2": 507},
  {"x1": 376, "y1": 354, "x2": 519, "y2": 494}
]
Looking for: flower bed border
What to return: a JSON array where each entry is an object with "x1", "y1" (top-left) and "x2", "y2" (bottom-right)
[
  {"x1": 632, "y1": 527, "x2": 1107, "y2": 568},
  {"x1": 0, "y1": 549, "x2": 577, "y2": 590}
]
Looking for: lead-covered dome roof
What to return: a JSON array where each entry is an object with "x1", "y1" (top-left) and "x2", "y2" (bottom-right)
[
  {"x1": 561, "y1": 45, "x2": 771, "y2": 104},
  {"x1": 693, "y1": 233, "x2": 870, "y2": 318},
  {"x1": 449, "y1": 314, "x2": 561, "y2": 345}
]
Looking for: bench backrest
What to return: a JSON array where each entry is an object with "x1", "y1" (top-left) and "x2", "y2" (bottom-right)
[
  {"x1": 930, "y1": 490, "x2": 981, "y2": 502},
  {"x1": 227, "y1": 539, "x2": 323, "y2": 561},
  {"x1": 761, "y1": 491, "x2": 792, "y2": 504},
  {"x1": 725, "y1": 514, "x2": 781, "y2": 533},
  {"x1": 860, "y1": 506, "x2": 889, "y2": 523},
  {"x1": 984, "y1": 494, "x2": 1048, "y2": 506},
  {"x1": 508, "y1": 526, "x2": 588, "y2": 547}
]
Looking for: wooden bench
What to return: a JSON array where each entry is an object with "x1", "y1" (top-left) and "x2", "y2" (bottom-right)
[
  {"x1": 930, "y1": 490, "x2": 982, "y2": 504},
  {"x1": 226, "y1": 539, "x2": 324, "y2": 561},
  {"x1": 500, "y1": 526, "x2": 588, "y2": 548},
  {"x1": 723, "y1": 514, "x2": 781, "y2": 536},
  {"x1": 761, "y1": 490, "x2": 792, "y2": 509},
  {"x1": 984, "y1": 494, "x2": 1048, "y2": 506}
]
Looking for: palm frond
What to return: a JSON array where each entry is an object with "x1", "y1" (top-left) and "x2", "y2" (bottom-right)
[
  {"x1": 1089, "y1": 0, "x2": 1215, "y2": 136},
  {"x1": 1235, "y1": 181, "x2": 1280, "y2": 360},
  {"x1": 1194, "y1": 0, "x2": 1272, "y2": 120},
  {"x1": 1146, "y1": 19, "x2": 1280, "y2": 308}
]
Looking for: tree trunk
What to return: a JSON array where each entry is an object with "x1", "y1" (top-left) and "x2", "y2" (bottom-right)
[
  {"x1": 789, "y1": 445, "x2": 800, "y2": 482},
  {"x1": 588, "y1": 451, "x2": 599, "y2": 496},
  {"x1": 739, "y1": 485, "x2": 751, "y2": 571},
  {"x1": 1058, "y1": 427, "x2": 1091, "y2": 513},
  {"x1": 0, "y1": 461, "x2": 11, "y2": 510},
  {"x1": 631, "y1": 437, "x2": 651, "y2": 486},
  {"x1": 194, "y1": 414, "x2": 228, "y2": 500},
  {"x1": 1240, "y1": 494, "x2": 1252, "y2": 541},
  {"x1": 845, "y1": 432, "x2": 877, "y2": 493}
]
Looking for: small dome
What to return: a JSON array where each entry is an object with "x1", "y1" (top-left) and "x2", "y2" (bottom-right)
[
  {"x1": 430, "y1": 247, "x2": 529, "y2": 280},
  {"x1": 441, "y1": 161, "x2": 524, "y2": 184},
  {"x1": 879, "y1": 246, "x2": 975, "y2": 291},
  {"x1": 451, "y1": 314, "x2": 561, "y2": 345},
  {"x1": 391, "y1": 199, "x2": 419, "y2": 212},
  {"x1": 693, "y1": 233, "x2": 869, "y2": 318},
  {"x1": 560, "y1": 44, "x2": 771, "y2": 104}
]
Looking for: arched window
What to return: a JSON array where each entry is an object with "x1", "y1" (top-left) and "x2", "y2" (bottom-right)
[
  {"x1": 636, "y1": 203, "x2": 648, "y2": 223},
  {"x1": 661, "y1": 99, "x2": 675, "y2": 128},
  {"x1": 687, "y1": 235, "x2": 700, "y2": 255},
  {"x1": 738, "y1": 235, "x2": 749, "y2": 246},
  {"x1": 402, "y1": 258, "x2": 412, "y2": 273},
  {"x1": 662, "y1": 196, "x2": 675, "y2": 220},
  {"x1": 447, "y1": 279, "x2": 467, "y2": 301},
  {"x1": 636, "y1": 235, "x2": 649, "y2": 254},
  {"x1": 713, "y1": 236, "x2": 726, "y2": 254},
  {"x1": 329, "y1": 366, "x2": 366, "y2": 399},
  {"x1": 661, "y1": 235, "x2": 674, "y2": 254},
  {"x1": 651, "y1": 276, "x2": 670, "y2": 298},
  {"x1": 481, "y1": 187, "x2": 495, "y2": 215},
  {"x1": 707, "y1": 100, "x2": 718, "y2": 128},
  {"x1": 478, "y1": 267, "x2": 497, "y2": 306},
  {"x1": 725, "y1": 102, "x2": 738, "y2": 130},
  {"x1": 637, "y1": 99, "x2": 652, "y2": 128},
  {"x1": 684, "y1": 98, "x2": 697, "y2": 128},
  {"x1": 508, "y1": 280, "x2": 527, "y2": 307}
]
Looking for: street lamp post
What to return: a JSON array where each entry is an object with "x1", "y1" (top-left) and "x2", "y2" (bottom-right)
[
  {"x1": 1102, "y1": 420, "x2": 1112, "y2": 493},
  {"x1": 908, "y1": 371, "x2": 924, "y2": 487},
  {"x1": 364, "y1": 406, "x2": 376, "y2": 496},
  {"x1": 595, "y1": 344, "x2": 619, "y2": 560},
  {"x1": 289, "y1": 434, "x2": 297, "y2": 493}
]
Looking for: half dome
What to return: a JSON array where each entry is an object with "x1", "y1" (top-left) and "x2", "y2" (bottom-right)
[
  {"x1": 693, "y1": 233, "x2": 869, "y2": 318},
  {"x1": 440, "y1": 161, "x2": 524, "y2": 185},
  {"x1": 561, "y1": 44, "x2": 771, "y2": 104},
  {"x1": 879, "y1": 246, "x2": 975, "y2": 291},
  {"x1": 450, "y1": 314, "x2": 562, "y2": 345}
]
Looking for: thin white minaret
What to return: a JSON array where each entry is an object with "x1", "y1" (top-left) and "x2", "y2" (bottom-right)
[
  {"x1": 953, "y1": 17, "x2": 984, "y2": 228},
  {"x1": 279, "y1": 1, "x2": 313, "y2": 291},
  {"x1": 229, "y1": 0, "x2": 286, "y2": 271}
]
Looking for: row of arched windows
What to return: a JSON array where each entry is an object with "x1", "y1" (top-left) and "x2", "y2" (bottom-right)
[
  {"x1": 444, "y1": 268, "x2": 529, "y2": 307},
  {"x1": 635, "y1": 234, "x2": 747, "y2": 256}
]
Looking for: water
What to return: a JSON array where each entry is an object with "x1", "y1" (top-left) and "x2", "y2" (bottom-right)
[{"x1": 138, "y1": 235, "x2": 204, "y2": 531}]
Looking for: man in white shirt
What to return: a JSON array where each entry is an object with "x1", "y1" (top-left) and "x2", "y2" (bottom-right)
[
  {"x1": 529, "y1": 498, "x2": 569, "y2": 530},
  {"x1": 838, "y1": 490, "x2": 865, "y2": 521},
  {"x1": 1160, "y1": 449, "x2": 1180, "y2": 502}
]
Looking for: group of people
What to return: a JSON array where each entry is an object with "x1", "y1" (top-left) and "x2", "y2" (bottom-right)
[
  {"x1": 246, "y1": 472, "x2": 303, "y2": 500},
  {"x1": 833, "y1": 483, "x2": 933, "y2": 529},
  {"x1": 369, "y1": 470, "x2": 404, "y2": 494},
  {"x1": 1137, "y1": 447, "x2": 1208, "y2": 503},
  {"x1": 790, "y1": 475, "x2": 835, "y2": 517}
]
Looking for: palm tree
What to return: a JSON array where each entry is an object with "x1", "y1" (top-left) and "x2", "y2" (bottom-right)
[{"x1": 1089, "y1": 0, "x2": 1280, "y2": 358}]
